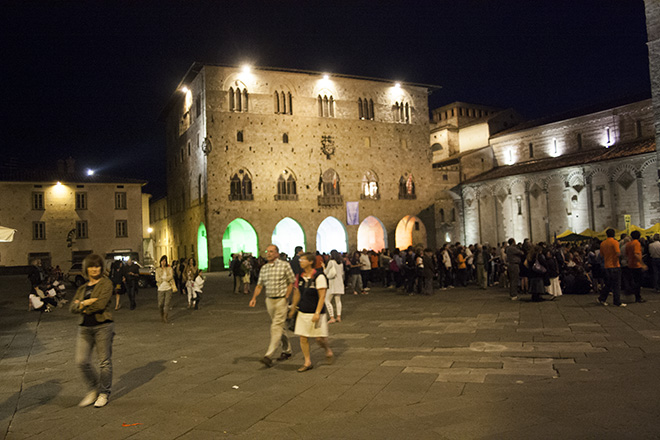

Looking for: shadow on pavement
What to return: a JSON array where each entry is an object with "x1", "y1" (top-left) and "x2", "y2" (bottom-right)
[
  {"x1": 0, "y1": 380, "x2": 61, "y2": 421},
  {"x1": 112, "y1": 360, "x2": 167, "y2": 399}
]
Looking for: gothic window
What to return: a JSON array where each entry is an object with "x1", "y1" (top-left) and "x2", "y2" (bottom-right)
[
  {"x1": 322, "y1": 169, "x2": 341, "y2": 196},
  {"x1": 276, "y1": 170, "x2": 297, "y2": 200},
  {"x1": 361, "y1": 170, "x2": 379, "y2": 199},
  {"x1": 229, "y1": 86, "x2": 249, "y2": 112},
  {"x1": 358, "y1": 97, "x2": 374, "y2": 120},
  {"x1": 229, "y1": 169, "x2": 253, "y2": 201},
  {"x1": 274, "y1": 90, "x2": 293, "y2": 115},
  {"x1": 318, "y1": 95, "x2": 334, "y2": 118},
  {"x1": 237, "y1": 131, "x2": 243, "y2": 142},
  {"x1": 282, "y1": 133, "x2": 289, "y2": 143},
  {"x1": 398, "y1": 174, "x2": 416, "y2": 199},
  {"x1": 394, "y1": 101, "x2": 410, "y2": 123}
]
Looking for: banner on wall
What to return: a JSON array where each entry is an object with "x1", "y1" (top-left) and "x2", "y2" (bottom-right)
[{"x1": 346, "y1": 202, "x2": 359, "y2": 225}]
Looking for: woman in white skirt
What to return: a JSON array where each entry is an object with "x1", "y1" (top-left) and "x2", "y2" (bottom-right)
[
  {"x1": 288, "y1": 253, "x2": 334, "y2": 372},
  {"x1": 324, "y1": 250, "x2": 345, "y2": 323},
  {"x1": 544, "y1": 249, "x2": 562, "y2": 299}
]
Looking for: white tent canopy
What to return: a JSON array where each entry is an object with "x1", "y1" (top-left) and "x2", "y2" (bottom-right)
[{"x1": 0, "y1": 226, "x2": 17, "y2": 242}]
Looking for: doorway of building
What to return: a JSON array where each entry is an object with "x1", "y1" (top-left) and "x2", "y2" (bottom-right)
[
  {"x1": 222, "y1": 218, "x2": 259, "y2": 268},
  {"x1": 271, "y1": 217, "x2": 306, "y2": 260},
  {"x1": 197, "y1": 222, "x2": 209, "y2": 271},
  {"x1": 357, "y1": 215, "x2": 387, "y2": 251},
  {"x1": 395, "y1": 215, "x2": 427, "y2": 250},
  {"x1": 316, "y1": 216, "x2": 348, "y2": 254}
]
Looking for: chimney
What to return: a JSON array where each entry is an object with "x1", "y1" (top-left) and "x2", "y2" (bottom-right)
[{"x1": 65, "y1": 157, "x2": 75, "y2": 174}]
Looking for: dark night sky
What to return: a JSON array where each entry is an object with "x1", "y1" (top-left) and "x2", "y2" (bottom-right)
[{"x1": 1, "y1": 0, "x2": 651, "y2": 197}]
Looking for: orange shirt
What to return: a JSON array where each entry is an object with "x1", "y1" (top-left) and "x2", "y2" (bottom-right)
[
  {"x1": 626, "y1": 239, "x2": 643, "y2": 269},
  {"x1": 600, "y1": 237, "x2": 620, "y2": 269},
  {"x1": 457, "y1": 254, "x2": 466, "y2": 269},
  {"x1": 314, "y1": 255, "x2": 324, "y2": 269},
  {"x1": 369, "y1": 254, "x2": 378, "y2": 269}
]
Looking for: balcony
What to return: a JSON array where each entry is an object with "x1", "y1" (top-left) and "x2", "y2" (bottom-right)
[
  {"x1": 317, "y1": 194, "x2": 343, "y2": 207},
  {"x1": 274, "y1": 194, "x2": 298, "y2": 201},
  {"x1": 228, "y1": 194, "x2": 254, "y2": 201}
]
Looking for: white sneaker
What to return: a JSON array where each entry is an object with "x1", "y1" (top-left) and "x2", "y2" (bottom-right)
[
  {"x1": 78, "y1": 391, "x2": 98, "y2": 407},
  {"x1": 94, "y1": 393, "x2": 108, "y2": 408}
]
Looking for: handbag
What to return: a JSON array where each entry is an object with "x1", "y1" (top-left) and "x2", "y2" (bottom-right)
[
  {"x1": 532, "y1": 258, "x2": 547, "y2": 274},
  {"x1": 325, "y1": 261, "x2": 337, "y2": 280}
]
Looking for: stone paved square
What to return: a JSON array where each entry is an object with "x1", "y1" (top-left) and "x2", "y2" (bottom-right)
[{"x1": 2, "y1": 274, "x2": 660, "y2": 439}]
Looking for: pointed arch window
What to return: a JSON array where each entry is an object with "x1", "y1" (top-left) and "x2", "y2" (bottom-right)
[
  {"x1": 274, "y1": 90, "x2": 293, "y2": 115},
  {"x1": 358, "y1": 97, "x2": 375, "y2": 120},
  {"x1": 394, "y1": 101, "x2": 411, "y2": 123},
  {"x1": 361, "y1": 170, "x2": 380, "y2": 200},
  {"x1": 398, "y1": 174, "x2": 416, "y2": 199},
  {"x1": 229, "y1": 86, "x2": 249, "y2": 112},
  {"x1": 275, "y1": 170, "x2": 298, "y2": 201},
  {"x1": 229, "y1": 169, "x2": 253, "y2": 201},
  {"x1": 318, "y1": 168, "x2": 342, "y2": 206},
  {"x1": 318, "y1": 95, "x2": 335, "y2": 118}
]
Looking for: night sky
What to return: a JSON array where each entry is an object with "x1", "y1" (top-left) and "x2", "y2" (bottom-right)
[{"x1": 1, "y1": 0, "x2": 651, "y2": 198}]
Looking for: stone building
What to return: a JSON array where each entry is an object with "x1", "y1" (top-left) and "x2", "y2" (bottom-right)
[
  {"x1": 159, "y1": 64, "x2": 437, "y2": 270},
  {"x1": 448, "y1": 98, "x2": 657, "y2": 245},
  {"x1": 0, "y1": 161, "x2": 148, "y2": 269}
]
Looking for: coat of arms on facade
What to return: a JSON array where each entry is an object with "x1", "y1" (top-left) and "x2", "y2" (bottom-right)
[{"x1": 321, "y1": 135, "x2": 336, "y2": 159}]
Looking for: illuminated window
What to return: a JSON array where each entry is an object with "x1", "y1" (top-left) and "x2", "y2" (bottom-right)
[
  {"x1": 229, "y1": 87, "x2": 249, "y2": 112},
  {"x1": 398, "y1": 174, "x2": 416, "y2": 199},
  {"x1": 33, "y1": 222, "x2": 46, "y2": 240},
  {"x1": 229, "y1": 169, "x2": 253, "y2": 201},
  {"x1": 75, "y1": 192, "x2": 87, "y2": 210},
  {"x1": 361, "y1": 170, "x2": 379, "y2": 200},
  {"x1": 276, "y1": 171, "x2": 297, "y2": 200},
  {"x1": 318, "y1": 95, "x2": 334, "y2": 118},
  {"x1": 76, "y1": 220, "x2": 88, "y2": 239},
  {"x1": 115, "y1": 192, "x2": 127, "y2": 210},
  {"x1": 393, "y1": 101, "x2": 410, "y2": 123},
  {"x1": 32, "y1": 192, "x2": 44, "y2": 210},
  {"x1": 116, "y1": 220, "x2": 128, "y2": 238}
]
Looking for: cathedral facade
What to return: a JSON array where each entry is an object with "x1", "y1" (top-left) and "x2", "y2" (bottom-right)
[
  {"x1": 160, "y1": 64, "x2": 437, "y2": 269},
  {"x1": 451, "y1": 99, "x2": 657, "y2": 245}
]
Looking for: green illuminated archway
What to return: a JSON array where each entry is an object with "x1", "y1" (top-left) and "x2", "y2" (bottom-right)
[
  {"x1": 271, "y1": 217, "x2": 305, "y2": 260},
  {"x1": 197, "y1": 222, "x2": 209, "y2": 271},
  {"x1": 222, "y1": 218, "x2": 259, "y2": 268}
]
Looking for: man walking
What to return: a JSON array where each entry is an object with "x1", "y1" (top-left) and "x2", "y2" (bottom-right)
[
  {"x1": 249, "y1": 244, "x2": 296, "y2": 367},
  {"x1": 598, "y1": 228, "x2": 626, "y2": 307}
]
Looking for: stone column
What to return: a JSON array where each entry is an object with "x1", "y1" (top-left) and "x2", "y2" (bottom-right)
[
  {"x1": 637, "y1": 171, "x2": 646, "y2": 227},
  {"x1": 586, "y1": 176, "x2": 595, "y2": 231},
  {"x1": 609, "y1": 177, "x2": 618, "y2": 229},
  {"x1": 494, "y1": 197, "x2": 501, "y2": 244},
  {"x1": 525, "y1": 184, "x2": 533, "y2": 241},
  {"x1": 477, "y1": 194, "x2": 483, "y2": 244}
]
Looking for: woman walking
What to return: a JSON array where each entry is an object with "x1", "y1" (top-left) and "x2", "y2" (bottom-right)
[
  {"x1": 288, "y1": 253, "x2": 334, "y2": 372},
  {"x1": 155, "y1": 255, "x2": 174, "y2": 323},
  {"x1": 324, "y1": 250, "x2": 345, "y2": 323},
  {"x1": 70, "y1": 254, "x2": 114, "y2": 408},
  {"x1": 109, "y1": 259, "x2": 125, "y2": 311},
  {"x1": 184, "y1": 257, "x2": 198, "y2": 308}
]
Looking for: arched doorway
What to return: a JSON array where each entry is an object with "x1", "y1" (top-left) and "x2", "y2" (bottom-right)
[
  {"x1": 271, "y1": 217, "x2": 306, "y2": 260},
  {"x1": 357, "y1": 216, "x2": 387, "y2": 251},
  {"x1": 197, "y1": 223, "x2": 209, "y2": 271},
  {"x1": 316, "y1": 216, "x2": 348, "y2": 254},
  {"x1": 222, "y1": 218, "x2": 259, "y2": 268},
  {"x1": 395, "y1": 215, "x2": 427, "y2": 250}
]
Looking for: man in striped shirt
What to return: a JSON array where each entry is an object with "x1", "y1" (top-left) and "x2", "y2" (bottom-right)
[{"x1": 249, "y1": 244, "x2": 296, "y2": 367}]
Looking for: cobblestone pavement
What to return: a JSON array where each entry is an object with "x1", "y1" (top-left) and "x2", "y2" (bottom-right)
[{"x1": 2, "y1": 274, "x2": 660, "y2": 439}]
